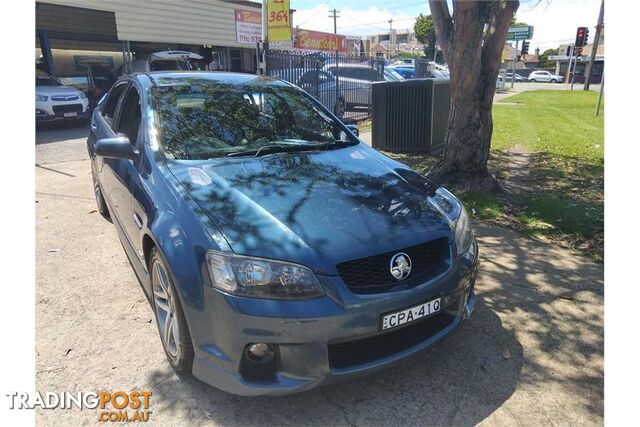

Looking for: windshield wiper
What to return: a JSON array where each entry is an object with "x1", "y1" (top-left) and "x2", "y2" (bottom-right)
[{"x1": 226, "y1": 143, "x2": 329, "y2": 158}]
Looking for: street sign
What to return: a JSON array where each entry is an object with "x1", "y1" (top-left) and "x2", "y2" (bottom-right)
[{"x1": 506, "y1": 26, "x2": 534, "y2": 41}]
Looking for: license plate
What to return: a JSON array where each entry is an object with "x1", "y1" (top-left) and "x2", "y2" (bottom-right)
[
  {"x1": 64, "y1": 112, "x2": 78, "y2": 117},
  {"x1": 381, "y1": 298, "x2": 441, "y2": 331}
]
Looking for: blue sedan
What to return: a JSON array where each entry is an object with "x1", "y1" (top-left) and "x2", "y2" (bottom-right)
[{"x1": 87, "y1": 72, "x2": 478, "y2": 396}]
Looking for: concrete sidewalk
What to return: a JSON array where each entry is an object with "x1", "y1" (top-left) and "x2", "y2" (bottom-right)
[{"x1": 36, "y1": 160, "x2": 603, "y2": 426}]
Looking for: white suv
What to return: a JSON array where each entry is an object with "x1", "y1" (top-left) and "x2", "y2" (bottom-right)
[
  {"x1": 36, "y1": 70, "x2": 90, "y2": 122},
  {"x1": 528, "y1": 70, "x2": 564, "y2": 83}
]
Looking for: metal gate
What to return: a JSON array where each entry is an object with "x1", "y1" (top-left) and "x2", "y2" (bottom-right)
[{"x1": 265, "y1": 50, "x2": 385, "y2": 122}]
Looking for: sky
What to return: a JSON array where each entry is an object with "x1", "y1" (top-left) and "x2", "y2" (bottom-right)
[{"x1": 290, "y1": 0, "x2": 603, "y2": 51}]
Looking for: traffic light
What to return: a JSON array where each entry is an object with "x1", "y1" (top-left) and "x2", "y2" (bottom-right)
[
  {"x1": 521, "y1": 41, "x2": 530, "y2": 55},
  {"x1": 575, "y1": 26, "x2": 589, "y2": 47}
]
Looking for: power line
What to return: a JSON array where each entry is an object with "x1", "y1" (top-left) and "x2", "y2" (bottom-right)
[
  {"x1": 339, "y1": 16, "x2": 416, "y2": 31},
  {"x1": 295, "y1": 0, "x2": 330, "y2": 28}
]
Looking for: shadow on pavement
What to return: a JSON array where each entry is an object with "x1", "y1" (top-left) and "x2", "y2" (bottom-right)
[
  {"x1": 144, "y1": 221, "x2": 603, "y2": 425},
  {"x1": 146, "y1": 305, "x2": 522, "y2": 426},
  {"x1": 36, "y1": 120, "x2": 90, "y2": 145}
]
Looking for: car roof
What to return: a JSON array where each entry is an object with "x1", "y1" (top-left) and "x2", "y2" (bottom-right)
[
  {"x1": 327, "y1": 64, "x2": 377, "y2": 69},
  {"x1": 138, "y1": 71, "x2": 291, "y2": 88}
]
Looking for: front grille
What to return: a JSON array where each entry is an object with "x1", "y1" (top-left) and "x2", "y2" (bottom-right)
[
  {"x1": 51, "y1": 95, "x2": 79, "y2": 101},
  {"x1": 336, "y1": 238, "x2": 449, "y2": 294},
  {"x1": 328, "y1": 309, "x2": 456, "y2": 369},
  {"x1": 52, "y1": 104, "x2": 83, "y2": 115}
]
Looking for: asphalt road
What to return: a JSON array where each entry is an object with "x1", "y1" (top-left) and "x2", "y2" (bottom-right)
[{"x1": 35, "y1": 125, "x2": 604, "y2": 425}]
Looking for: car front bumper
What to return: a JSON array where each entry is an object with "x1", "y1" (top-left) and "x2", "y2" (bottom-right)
[
  {"x1": 36, "y1": 98, "x2": 90, "y2": 122},
  {"x1": 186, "y1": 239, "x2": 479, "y2": 396}
]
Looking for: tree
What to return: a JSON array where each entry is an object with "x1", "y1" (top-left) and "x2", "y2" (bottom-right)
[
  {"x1": 538, "y1": 48, "x2": 559, "y2": 68},
  {"x1": 510, "y1": 15, "x2": 529, "y2": 26},
  {"x1": 414, "y1": 14, "x2": 444, "y2": 63},
  {"x1": 428, "y1": 0, "x2": 519, "y2": 190}
]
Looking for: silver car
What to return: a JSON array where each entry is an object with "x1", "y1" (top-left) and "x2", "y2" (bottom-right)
[
  {"x1": 528, "y1": 70, "x2": 564, "y2": 83},
  {"x1": 269, "y1": 68, "x2": 346, "y2": 118}
]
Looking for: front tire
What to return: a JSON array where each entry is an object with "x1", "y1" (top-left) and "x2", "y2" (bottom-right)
[
  {"x1": 550, "y1": 79, "x2": 557, "y2": 83},
  {"x1": 530, "y1": 78, "x2": 537, "y2": 82},
  {"x1": 150, "y1": 248, "x2": 194, "y2": 375}
]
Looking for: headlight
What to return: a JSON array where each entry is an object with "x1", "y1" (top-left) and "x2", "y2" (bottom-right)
[
  {"x1": 206, "y1": 251, "x2": 325, "y2": 299},
  {"x1": 36, "y1": 95, "x2": 47, "y2": 102},
  {"x1": 428, "y1": 188, "x2": 473, "y2": 254},
  {"x1": 78, "y1": 92, "x2": 87, "y2": 99}
]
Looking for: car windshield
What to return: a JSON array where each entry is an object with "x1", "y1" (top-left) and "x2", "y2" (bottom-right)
[
  {"x1": 36, "y1": 71, "x2": 62, "y2": 87},
  {"x1": 152, "y1": 83, "x2": 356, "y2": 160}
]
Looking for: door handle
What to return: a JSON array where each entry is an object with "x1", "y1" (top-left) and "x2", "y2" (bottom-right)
[{"x1": 133, "y1": 212, "x2": 143, "y2": 230}]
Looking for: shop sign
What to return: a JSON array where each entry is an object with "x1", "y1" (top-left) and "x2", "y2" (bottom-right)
[
  {"x1": 235, "y1": 9, "x2": 262, "y2": 44},
  {"x1": 267, "y1": 0, "x2": 292, "y2": 42},
  {"x1": 294, "y1": 29, "x2": 347, "y2": 52}
]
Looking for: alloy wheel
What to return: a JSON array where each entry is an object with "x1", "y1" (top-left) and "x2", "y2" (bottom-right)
[{"x1": 152, "y1": 260, "x2": 180, "y2": 358}]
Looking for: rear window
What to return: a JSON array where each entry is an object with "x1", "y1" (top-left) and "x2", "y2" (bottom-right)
[{"x1": 36, "y1": 71, "x2": 62, "y2": 87}]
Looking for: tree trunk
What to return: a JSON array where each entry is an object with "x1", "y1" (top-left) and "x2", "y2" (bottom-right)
[{"x1": 428, "y1": 0, "x2": 519, "y2": 191}]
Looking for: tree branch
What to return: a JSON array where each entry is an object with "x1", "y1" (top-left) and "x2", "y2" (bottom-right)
[{"x1": 428, "y1": 0, "x2": 453, "y2": 61}]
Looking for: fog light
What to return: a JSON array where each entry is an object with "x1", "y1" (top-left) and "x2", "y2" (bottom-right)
[
  {"x1": 247, "y1": 343, "x2": 274, "y2": 360},
  {"x1": 241, "y1": 343, "x2": 278, "y2": 382}
]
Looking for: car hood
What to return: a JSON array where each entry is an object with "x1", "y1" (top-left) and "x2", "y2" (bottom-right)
[
  {"x1": 166, "y1": 144, "x2": 451, "y2": 274},
  {"x1": 36, "y1": 85, "x2": 82, "y2": 96}
]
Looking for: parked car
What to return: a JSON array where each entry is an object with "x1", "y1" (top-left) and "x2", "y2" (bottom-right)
[
  {"x1": 389, "y1": 65, "x2": 414, "y2": 79},
  {"x1": 325, "y1": 64, "x2": 404, "y2": 110},
  {"x1": 36, "y1": 70, "x2": 90, "y2": 122},
  {"x1": 88, "y1": 71, "x2": 478, "y2": 396},
  {"x1": 506, "y1": 72, "x2": 524, "y2": 82},
  {"x1": 269, "y1": 68, "x2": 346, "y2": 117},
  {"x1": 384, "y1": 67, "x2": 405, "y2": 81},
  {"x1": 528, "y1": 70, "x2": 564, "y2": 83},
  {"x1": 114, "y1": 50, "x2": 204, "y2": 76}
]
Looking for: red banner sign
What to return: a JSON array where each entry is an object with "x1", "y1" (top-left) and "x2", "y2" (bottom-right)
[
  {"x1": 294, "y1": 29, "x2": 346, "y2": 52},
  {"x1": 235, "y1": 9, "x2": 262, "y2": 44}
]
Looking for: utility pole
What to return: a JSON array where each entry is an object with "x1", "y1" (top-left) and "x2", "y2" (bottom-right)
[
  {"x1": 584, "y1": 0, "x2": 604, "y2": 91},
  {"x1": 511, "y1": 40, "x2": 518, "y2": 89},
  {"x1": 388, "y1": 19, "x2": 393, "y2": 59},
  {"x1": 565, "y1": 44, "x2": 574, "y2": 89},
  {"x1": 329, "y1": 8, "x2": 340, "y2": 113},
  {"x1": 260, "y1": 0, "x2": 268, "y2": 75},
  {"x1": 595, "y1": 70, "x2": 604, "y2": 116}
]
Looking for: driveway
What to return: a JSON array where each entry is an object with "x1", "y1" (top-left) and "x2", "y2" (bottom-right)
[
  {"x1": 36, "y1": 121, "x2": 90, "y2": 165},
  {"x1": 35, "y1": 152, "x2": 603, "y2": 424}
]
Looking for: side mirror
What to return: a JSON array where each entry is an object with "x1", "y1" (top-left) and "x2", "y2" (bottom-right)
[
  {"x1": 95, "y1": 136, "x2": 137, "y2": 160},
  {"x1": 345, "y1": 124, "x2": 359, "y2": 137}
]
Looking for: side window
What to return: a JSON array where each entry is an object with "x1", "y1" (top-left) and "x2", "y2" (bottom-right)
[
  {"x1": 101, "y1": 83, "x2": 127, "y2": 126},
  {"x1": 116, "y1": 87, "x2": 142, "y2": 146}
]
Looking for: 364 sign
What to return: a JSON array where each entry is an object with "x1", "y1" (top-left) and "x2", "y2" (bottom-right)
[{"x1": 267, "y1": 0, "x2": 292, "y2": 42}]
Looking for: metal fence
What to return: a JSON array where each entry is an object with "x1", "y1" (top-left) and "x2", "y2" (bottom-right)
[{"x1": 265, "y1": 50, "x2": 385, "y2": 122}]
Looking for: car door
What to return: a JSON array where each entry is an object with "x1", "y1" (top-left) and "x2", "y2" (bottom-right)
[
  {"x1": 316, "y1": 71, "x2": 337, "y2": 111},
  {"x1": 89, "y1": 81, "x2": 129, "y2": 219},
  {"x1": 111, "y1": 84, "x2": 146, "y2": 260}
]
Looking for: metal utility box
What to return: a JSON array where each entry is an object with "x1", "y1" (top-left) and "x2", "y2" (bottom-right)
[{"x1": 371, "y1": 79, "x2": 450, "y2": 153}]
